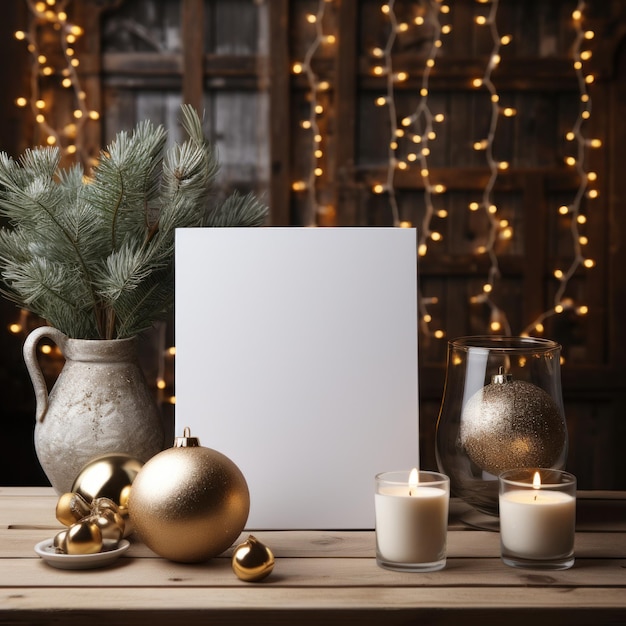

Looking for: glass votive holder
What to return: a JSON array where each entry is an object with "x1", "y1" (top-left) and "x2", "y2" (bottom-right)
[
  {"x1": 499, "y1": 468, "x2": 576, "y2": 570},
  {"x1": 375, "y1": 469, "x2": 450, "y2": 572}
]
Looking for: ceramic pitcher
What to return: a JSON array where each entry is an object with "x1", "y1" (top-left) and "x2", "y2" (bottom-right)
[{"x1": 23, "y1": 326, "x2": 165, "y2": 493}]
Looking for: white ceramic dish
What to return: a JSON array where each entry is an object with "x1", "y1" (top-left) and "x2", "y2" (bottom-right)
[{"x1": 34, "y1": 538, "x2": 130, "y2": 570}]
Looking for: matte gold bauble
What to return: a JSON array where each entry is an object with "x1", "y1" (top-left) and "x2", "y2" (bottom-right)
[
  {"x1": 71, "y1": 453, "x2": 143, "y2": 537},
  {"x1": 459, "y1": 372, "x2": 566, "y2": 475},
  {"x1": 232, "y1": 535, "x2": 275, "y2": 582},
  {"x1": 128, "y1": 427, "x2": 250, "y2": 563}
]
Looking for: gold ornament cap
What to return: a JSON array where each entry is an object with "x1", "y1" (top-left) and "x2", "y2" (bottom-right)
[{"x1": 174, "y1": 426, "x2": 200, "y2": 448}]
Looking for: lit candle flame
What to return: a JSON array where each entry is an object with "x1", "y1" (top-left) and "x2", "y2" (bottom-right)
[
  {"x1": 409, "y1": 467, "x2": 419, "y2": 496},
  {"x1": 532, "y1": 471, "x2": 541, "y2": 489}
]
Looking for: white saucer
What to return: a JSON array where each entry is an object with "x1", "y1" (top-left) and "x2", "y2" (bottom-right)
[{"x1": 34, "y1": 538, "x2": 130, "y2": 570}]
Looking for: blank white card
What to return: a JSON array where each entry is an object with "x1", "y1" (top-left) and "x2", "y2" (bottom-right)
[{"x1": 175, "y1": 227, "x2": 418, "y2": 529}]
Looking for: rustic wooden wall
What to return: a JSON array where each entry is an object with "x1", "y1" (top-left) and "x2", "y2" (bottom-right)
[
  {"x1": 1, "y1": 0, "x2": 625, "y2": 490},
  {"x1": 270, "y1": 0, "x2": 626, "y2": 489}
]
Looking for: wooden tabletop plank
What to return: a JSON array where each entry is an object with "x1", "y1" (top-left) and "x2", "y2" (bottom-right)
[
  {"x1": 0, "y1": 497, "x2": 58, "y2": 529},
  {"x1": 2, "y1": 528, "x2": 625, "y2": 559},
  {"x1": 1, "y1": 586, "x2": 625, "y2": 626},
  {"x1": 1, "y1": 555, "x2": 624, "y2": 589},
  {"x1": 0, "y1": 487, "x2": 57, "y2": 497}
]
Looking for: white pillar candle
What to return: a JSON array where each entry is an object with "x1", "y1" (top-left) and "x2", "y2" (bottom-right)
[
  {"x1": 500, "y1": 489, "x2": 575, "y2": 558},
  {"x1": 499, "y1": 469, "x2": 576, "y2": 569},
  {"x1": 375, "y1": 470, "x2": 449, "y2": 572}
]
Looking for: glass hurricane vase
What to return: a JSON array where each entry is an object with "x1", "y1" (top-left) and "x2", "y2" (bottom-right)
[{"x1": 435, "y1": 336, "x2": 568, "y2": 516}]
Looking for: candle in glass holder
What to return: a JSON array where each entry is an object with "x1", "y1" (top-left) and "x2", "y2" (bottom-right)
[
  {"x1": 375, "y1": 469, "x2": 449, "y2": 572},
  {"x1": 499, "y1": 468, "x2": 576, "y2": 570}
]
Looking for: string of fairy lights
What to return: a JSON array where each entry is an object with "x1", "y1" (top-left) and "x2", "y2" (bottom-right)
[
  {"x1": 8, "y1": 0, "x2": 601, "y2": 367},
  {"x1": 373, "y1": 0, "x2": 402, "y2": 228},
  {"x1": 366, "y1": 0, "x2": 597, "y2": 347},
  {"x1": 14, "y1": 0, "x2": 99, "y2": 169},
  {"x1": 9, "y1": 0, "x2": 95, "y2": 338},
  {"x1": 373, "y1": 0, "x2": 451, "y2": 339},
  {"x1": 466, "y1": 0, "x2": 598, "y2": 342},
  {"x1": 291, "y1": 0, "x2": 335, "y2": 227},
  {"x1": 467, "y1": 0, "x2": 514, "y2": 336},
  {"x1": 521, "y1": 0, "x2": 597, "y2": 337}
]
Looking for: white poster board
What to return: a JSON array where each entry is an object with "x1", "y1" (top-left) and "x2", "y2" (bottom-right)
[{"x1": 175, "y1": 227, "x2": 418, "y2": 529}]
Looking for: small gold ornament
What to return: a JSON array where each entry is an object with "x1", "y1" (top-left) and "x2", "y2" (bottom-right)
[
  {"x1": 53, "y1": 494, "x2": 126, "y2": 555},
  {"x1": 53, "y1": 529, "x2": 68, "y2": 550},
  {"x1": 89, "y1": 505, "x2": 125, "y2": 543},
  {"x1": 55, "y1": 492, "x2": 92, "y2": 526},
  {"x1": 71, "y1": 453, "x2": 143, "y2": 537},
  {"x1": 59, "y1": 519, "x2": 103, "y2": 555},
  {"x1": 128, "y1": 427, "x2": 250, "y2": 563},
  {"x1": 232, "y1": 535, "x2": 275, "y2": 582},
  {"x1": 459, "y1": 370, "x2": 567, "y2": 475}
]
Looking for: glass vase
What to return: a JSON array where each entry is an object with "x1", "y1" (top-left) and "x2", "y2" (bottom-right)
[{"x1": 435, "y1": 336, "x2": 568, "y2": 516}]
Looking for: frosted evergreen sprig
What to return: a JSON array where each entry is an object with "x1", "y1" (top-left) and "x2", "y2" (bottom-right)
[{"x1": 0, "y1": 105, "x2": 267, "y2": 339}]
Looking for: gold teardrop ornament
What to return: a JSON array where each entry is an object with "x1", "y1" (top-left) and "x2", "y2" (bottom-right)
[{"x1": 232, "y1": 535, "x2": 275, "y2": 582}]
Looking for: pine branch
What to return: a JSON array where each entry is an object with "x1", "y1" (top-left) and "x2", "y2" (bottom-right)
[
  {"x1": 206, "y1": 190, "x2": 268, "y2": 227},
  {"x1": 0, "y1": 106, "x2": 268, "y2": 339},
  {"x1": 1, "y1": 257, "x2": 96, "y2": 338}
]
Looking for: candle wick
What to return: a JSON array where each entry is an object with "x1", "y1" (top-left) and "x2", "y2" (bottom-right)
[{"x1": 534, "y1": 494, "x2": 537, "y2": 501}]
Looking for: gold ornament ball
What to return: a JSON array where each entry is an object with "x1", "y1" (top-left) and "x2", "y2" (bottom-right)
[
  {"x1": 71, "y1": 453, "x2": 143, "y2": 503},
  {"x1": 55, "y1": 492, "x2": 92, "y2": 526},
  {"x1": 90, "y1": 501, "x2": 126, "y2": 542},
  {"x1": 232, "y1": 535, "x2": 275, "y2": 582},
  {"x1": 53, "y1": 529, "x2": 68, "y2": 550},
  {"x1": 56, "y1": 520, "x2": 103, "y2": 555},
  {"x1": 459, "y1": 376, "x2": 566, "y2": 475},
  {"x1": 128, "y1": 428, "x2": 250, "y2": 563},
  {"x1": 71, "y1": 453, "x2": 143, "y2": 537}
]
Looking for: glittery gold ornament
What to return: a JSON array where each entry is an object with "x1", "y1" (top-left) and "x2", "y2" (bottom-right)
[
  {"x1": 71, "y1": 453, "x2": 143, "y2": 537},
  {"x1": 459, "y1": 371, "x2": 566, "y2": 475},
  {"x1": 128, "y1": 427, "x2": 250, "y2": 563},
  {"x1": 232, "y1": 535, "x2": 275, "y2": 582}
]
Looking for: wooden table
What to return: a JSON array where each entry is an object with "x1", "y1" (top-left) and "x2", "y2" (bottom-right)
[{"x1": 1, "y1": 487, "x2": 625, "y2": 625}]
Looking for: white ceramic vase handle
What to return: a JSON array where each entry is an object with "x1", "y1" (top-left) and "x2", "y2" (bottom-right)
[{"x1": 23, "y1": 326, "x2": 68, "y2": 423}]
